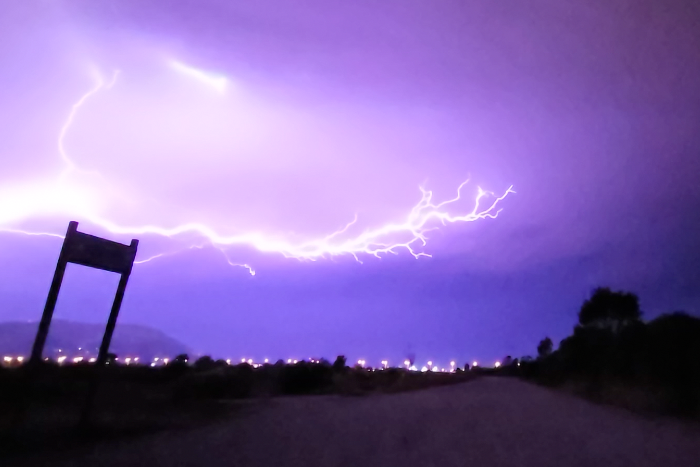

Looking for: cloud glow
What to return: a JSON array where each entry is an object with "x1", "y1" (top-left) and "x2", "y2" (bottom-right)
[{"x1": 0, "y1": 64, "x2": 513, "y2": 274}]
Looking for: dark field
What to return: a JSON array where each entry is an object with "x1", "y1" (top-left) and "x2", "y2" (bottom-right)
[
  {"x1": 0, "y1": 361, "x2": 474, "y2": 460},
  {"x1": 6, "y1": 377, "x2": 700, "y2": 467}
]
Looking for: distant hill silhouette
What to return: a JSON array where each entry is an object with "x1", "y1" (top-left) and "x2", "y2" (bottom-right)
[{"x1": 0, "y1": 320, "x2": 191, "y2": 359}]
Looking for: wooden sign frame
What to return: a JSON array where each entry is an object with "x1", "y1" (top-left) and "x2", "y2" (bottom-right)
[{"x1": 30, "y1": 221, "x2": 139, "y2": 368}]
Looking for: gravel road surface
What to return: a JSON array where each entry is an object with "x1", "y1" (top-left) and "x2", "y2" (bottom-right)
[{"x1": 12, "y1": 377, "x2": 700, "y2": 467}]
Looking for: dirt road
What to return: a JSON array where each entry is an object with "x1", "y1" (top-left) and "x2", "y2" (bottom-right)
[{"x1": 13, "y1": 378, "x2": 700, "y2": 467}]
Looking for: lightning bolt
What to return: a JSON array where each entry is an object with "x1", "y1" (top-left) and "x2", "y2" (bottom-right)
[
  {"x1": 58, "y1": 69, "x2": 120, "y2": 177},
  {"x1": 0, "y1": 65, "x2": 514, "y2": 275}
]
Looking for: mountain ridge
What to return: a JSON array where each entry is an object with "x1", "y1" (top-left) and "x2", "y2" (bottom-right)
[{"x1": 0, "y1": 319, "x2": 191, "y2": 359}]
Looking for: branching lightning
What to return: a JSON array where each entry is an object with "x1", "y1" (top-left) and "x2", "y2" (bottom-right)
[{"x1": 0, "y1": 64, "x2": 514, "y2": 275}]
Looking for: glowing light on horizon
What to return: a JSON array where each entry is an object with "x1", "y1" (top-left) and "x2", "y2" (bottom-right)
[{"x1": 0, "y1": 67, "x2": 514, "y2": 275}]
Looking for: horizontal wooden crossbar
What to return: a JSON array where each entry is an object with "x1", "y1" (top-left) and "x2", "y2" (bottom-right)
[{"x1": 63, "y1": 221, "x2": 138, "y2": 275}]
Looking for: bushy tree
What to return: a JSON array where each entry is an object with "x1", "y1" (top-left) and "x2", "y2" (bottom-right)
[
  {"x1": 194, "y1": 355, "x2": 216, "y2": 371},
  {"x1": 537, "y1": 337, "x2": 553, "y2": 358},
  {"x1": 579, "y1": 287, "x2": 641, "y2": 331},
  {"x1": 332, "y1": 355, "x2": 347, "y2": 372}
]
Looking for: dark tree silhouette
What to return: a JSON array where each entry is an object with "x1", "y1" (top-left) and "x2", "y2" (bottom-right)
[
  {"x1": 578, "y1": 287, "x2": 641, "y2": 331},
  {"x1": 537, "y1": 337, "x2": 553, "y2": 358},
  {"x1": 332, "y1": 355, "x2": 347, "y2": 372},
  {"x1": 194, "y1": 355, "x2": 216, "y2": 370}
]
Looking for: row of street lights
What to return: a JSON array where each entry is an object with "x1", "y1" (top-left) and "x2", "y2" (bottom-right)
[{"x1": 2, "y1": 354, "x2": 503, "y2": 369}]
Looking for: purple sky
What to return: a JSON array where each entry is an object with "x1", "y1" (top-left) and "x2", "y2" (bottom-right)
[{"x1": 1, "y1": 1, "x2": 699, "y2": 367}]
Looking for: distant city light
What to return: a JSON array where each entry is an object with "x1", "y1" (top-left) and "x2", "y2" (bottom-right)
[
  {"x1": 494, "y1": 361, "x2": 501, "y2": 368},
  {"x1": 421, "y1": 366, "x2": 428, "y2": 372},
  {"x1": 404, "y1": 360, "x2": 410, "y2": 368},
  {"x1": 287, "y1": 359, "x2": 292, "y2": 364},
  {"x1": 264, "y1": 358, "x2": 269, "y2": 363},
  {"x1": 125, "y1": 358, "x2": 132, "y2": 364},
  {"x1": 247, "y1": 359, "x2": 253, "y2": 364},
  {"x1": 432, "y1": 366, "x2": 438, "y2": 372},
  {"x1": 473, "y1": 361, "x2": 478, "y2": 367},
  {"x1": 89, "y1": 358, "x2": 97, "y2": 363},
  {"x1": 427, "y1": 361, "x2": 432, "y2": 366},
  {"x1": 154, "y1": 357, "x2": 159, "y2": 362},
  {"x1": 73, "y1": 357, "x2": 83, "y2": 363},
  {"x1": 3, "y1": 356, "x2": 11, "y2": 363},
  {"x1": 241, "y1": 358, "x2": 246, "y2": 363},
  {"x1": 163, "y1": 358, "x2": 169, "y2": 364},
  {"x1": 17, "y1": 356, "x2": 24, "y2": 363},
  {"x1": 57, "y1": 356, "x2": 67, "y2": 364},
  {"x1": 150, "y1": 363, "x2": 156, "y2": 367},
  {"x1": 226, "y1": 359, "x2": 231, "y2": 365},
  {"x1": 450, "y1": 361, "x2": 455, "y2": 367}
]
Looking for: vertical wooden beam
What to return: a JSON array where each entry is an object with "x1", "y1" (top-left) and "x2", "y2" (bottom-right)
[
  {"x1": 29, "y1": 221, "x2": 78, "y2": 364},
  {"x1": 79, "y1": 239, "x2": 138, "y2": 428},
  {"x1": 96, "y1": 269, "x2": 133, "y2": 366}
]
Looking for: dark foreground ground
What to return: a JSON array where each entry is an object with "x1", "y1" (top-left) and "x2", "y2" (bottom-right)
[{"x1": 9, "y1": 377, "x2": 700, "y2": 467}]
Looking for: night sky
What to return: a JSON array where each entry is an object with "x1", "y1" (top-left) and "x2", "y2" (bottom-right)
[{"x1": 1, "y1": 1, "x2": 699, "y2": 367}]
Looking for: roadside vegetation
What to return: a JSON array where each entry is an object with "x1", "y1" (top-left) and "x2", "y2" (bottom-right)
[{"x1": 497, "y1": 287, "x2": 700, "y2": 419}]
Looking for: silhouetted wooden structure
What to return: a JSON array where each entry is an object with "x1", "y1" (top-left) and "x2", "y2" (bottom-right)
[{"x1": 29, "y1": 221, "x2": 139, "y2": 426}]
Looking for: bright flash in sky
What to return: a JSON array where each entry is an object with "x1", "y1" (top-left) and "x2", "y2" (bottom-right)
[
  {"x1": 169, "y1": 60, "x2": 227, "y2": 93},
  {"x1": 0, "y1": 62, "x2": 513, "y2": 275}
]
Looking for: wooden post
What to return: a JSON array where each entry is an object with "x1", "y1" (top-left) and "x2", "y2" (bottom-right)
[
  {"x1": 29, "y1": 221, "x2": 78, "y2": 364},
  {"x1": 78, "y1": 239, "x2": 138, "y2": 429}
]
